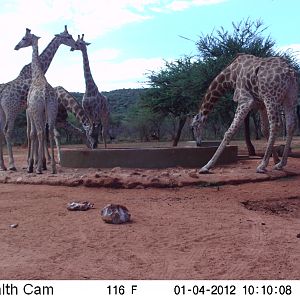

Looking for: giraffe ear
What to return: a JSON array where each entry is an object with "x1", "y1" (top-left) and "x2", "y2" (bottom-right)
[
  {"x1": 26, "y1": 28, "x2": 31, "y2": 35},
  {"x1": 85, "y1": 42, "x2": 91, "y2": 46}
]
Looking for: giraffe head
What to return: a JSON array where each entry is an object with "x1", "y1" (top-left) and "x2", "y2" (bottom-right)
[
  {"x1": 53, "y1": 25, "x2": 76, "y2": 49},
  {"x1": 14, "y1": 28, "x2": 40, "y2": 50},
  {"x1": 191, "y1": 112, "x2": 206, "y2": 146},
  {"x1": 82, "y1": 123, "x2": 99, "y2": 149},
  {"x1": 70, "y1": 34, "x2": 90, "y2": 52}
]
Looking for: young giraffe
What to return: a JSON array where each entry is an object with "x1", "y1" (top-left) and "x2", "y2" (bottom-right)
[
  {"x1": 71, "y1": 34, "x2": 110, "y2": 148},
  {"x1": 0, "y1": 25, "x2": 76, "y2": 171},
  {"x1": 191, "y1": 53, "x2": 298, "y2": 174},
  {"x1": 15, "y1": 29, "x2": 58, "y2": 174}
]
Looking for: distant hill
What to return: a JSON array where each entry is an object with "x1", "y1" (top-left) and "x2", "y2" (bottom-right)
[{"x1": 71, "y1": 88, "x2": 145, "y2": 117}]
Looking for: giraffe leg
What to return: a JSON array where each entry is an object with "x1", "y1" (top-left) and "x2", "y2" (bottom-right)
[
  {"x1": 4, "y1": 118, "x2": 17, "y2": 171},
  {"x1": 43, "y1": 138, "x2": 49, "y2": 169},
  {"x1": 244, "y1": 112, "x2": 256, "y2": 156},
  {"x1": 259, "y1": 107, "x2": 280, "y2": 164},
  {"x1": 33, "y1": 111, "x2": 46, "y2": 174},
  {"x1": 26, "y1": 109, "x2": 32, "y2": 168},
  {"x1": 27, "y1": 121, "x2": 36, "y2": 173},
  {"x1": 53, "y1": 127, "x2": 60, "y2": 164},
  {"x1": 36, "y1": 128, "x2": 44, "y2": 174},
  {"x1": 0, "y1": 107, "x2": 7, "y2": 170},
  {"x1": 0, "y1": 130, "x2": 6, "y2": 171},
  {"x1": 256, "y1": 103, "x2": 280, "y2": 173},
  {"x1": 42, "y1": 139, "x2": 47, "y2": 171},
  {"x1": 200, "y1": 100, "x2": 254, "y2": 173},
  {"x1": 48, "y1": 124, "x2": 57, "y2": 174},
  {"x1": 43, "y1": 124, "x2": 50, "y2": 168},
  {"x1": 274, "y1": 107, "x2": 296, "y2": 170}
]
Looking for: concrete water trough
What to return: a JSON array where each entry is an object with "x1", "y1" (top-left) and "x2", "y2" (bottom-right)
[{"x1": 60, "y1": 142, "x2": 238, "y2": 169}]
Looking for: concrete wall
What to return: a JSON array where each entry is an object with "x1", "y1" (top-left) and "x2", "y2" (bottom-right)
[{"x1": 60, "y1": 145, "x2": 238, "y2": 169}]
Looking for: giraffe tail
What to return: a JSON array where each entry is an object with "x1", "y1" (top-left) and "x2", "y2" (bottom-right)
[{"x1": 45, "y1": 123, "x2": 49, "y2": 144}]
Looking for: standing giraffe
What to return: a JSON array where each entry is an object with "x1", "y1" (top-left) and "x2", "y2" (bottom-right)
[
  {"x1": 191, "y1": 54, "x2": 298, "y2": 174},
  {"x1": 71, "y1": 34, "x2": 110, "y2": 148},
  {"x1": 0, "y1": 25, "x2": 76, "y2": 171},
  {"x1": 15, "y1": 29, "x2": 58, "y2": 174}
]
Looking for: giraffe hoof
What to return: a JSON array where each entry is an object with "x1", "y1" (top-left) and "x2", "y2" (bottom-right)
[
  {"x1": 256, "y1": 167, "x2": 267, "y2": 174},
  {"x1": 8, "y1": 166, "x2": 17, "y2": 171},
  {"x1": 274, "y1": 164, "x2": 284, "y2": 171},
  {"x1": 36, "y1": 169, "x2": 43, "y2": 174},
  {"x1": 199, "y1": 167, "x2": 210, "y2": 174},
  {"x1": 0, "y1": 167, "x2": 7, "y2": 171}
]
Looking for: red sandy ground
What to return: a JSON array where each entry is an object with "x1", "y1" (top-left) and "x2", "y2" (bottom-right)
[{"x1": 0, "y1": 141, "x2": 300, "y2": 280}]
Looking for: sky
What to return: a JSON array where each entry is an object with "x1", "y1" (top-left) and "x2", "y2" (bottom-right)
[{"x1": 0, "y1": 0, "x2": 299, "y2": 92}]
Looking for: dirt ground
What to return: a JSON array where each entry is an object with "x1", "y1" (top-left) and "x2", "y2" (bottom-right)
[{"x1": 0, "y1": 141, "x2": 300, "y2": 280}]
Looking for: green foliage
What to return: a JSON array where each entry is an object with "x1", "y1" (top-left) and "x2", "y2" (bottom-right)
[
  {"x1": 143, "y1": 57, "x2": 201, "y2": 117},
  {"x1": 197, "y1": 18, "x2": 275, "y2": 61}
]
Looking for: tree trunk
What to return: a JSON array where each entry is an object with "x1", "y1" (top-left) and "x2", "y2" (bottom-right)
[
  {"x1": 172, "y1": 116, "x2": 187, "y2": 147},
  {"x1": 244, "y1": 113, "x2": 256, "y2": 156}
]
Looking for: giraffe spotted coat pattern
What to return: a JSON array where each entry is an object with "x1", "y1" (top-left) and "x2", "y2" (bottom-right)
[
  {"x1": 15, "y1": 29, "x2": 58, "y2": 174},
  {"x1": 71, "y1": 34, "x2": 110, "y2": 148},
  {"x1": 0, "y1": 26, "x2": 76, "y2": 171},
  {"x1": 191, "y1": 54, "x2": 298, "y2": 173}
]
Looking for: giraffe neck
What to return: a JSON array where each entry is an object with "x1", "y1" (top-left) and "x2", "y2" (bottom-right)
[
  {"x1": 31, "y1": 40, "x2": 43, "y2": 80},
  {"x1": 56, "y1": 87, "x2": 90, "y2": 126},
  {"x1": 39, "y1": 37, "x2": 62, "y2": 74},
  {"x1": 81, "y1": 48, "x2": 98, "y2": 94},
  {"x1": 199, "y1": 67, "x2": 234, "y2": 119}
]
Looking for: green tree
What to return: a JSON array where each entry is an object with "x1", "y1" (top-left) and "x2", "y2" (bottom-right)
[{"x1": 143, "y1": 57, "x2": 202, "y2": 146}]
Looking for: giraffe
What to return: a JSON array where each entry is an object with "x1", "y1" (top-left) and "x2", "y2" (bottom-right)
[
  {"x1": 15, "y1": 29, "x2": 58, "y2": 174},
  {"x1": 71, "y1": 34, "x2": 110, "y2": 148},
  {"x1": 0, "y1": 25, "x2": 76, "y2": 171},
  {"x1": 191, "y1": 53, "x2": 298, "y2": 174},
  {"x1": 31, "y1": 86, "x2": 96, "y2": 166},
  {"x1": 44, "y1": 86, "x2": 98, "y2": 163}
]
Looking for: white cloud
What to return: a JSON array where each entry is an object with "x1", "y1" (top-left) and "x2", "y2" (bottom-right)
[
  {"x1": 46, "y1": 55, "x2": 166, "y2": 92},
  {"x1": 166, "y1": 1, "x2": 190, "y2": 11},
  {"x1": 166, "y1": 0, "x2": 226, "y2": 11},
  {"x1": 2, "y1": 0, "x2": 226, "y2": 40}
]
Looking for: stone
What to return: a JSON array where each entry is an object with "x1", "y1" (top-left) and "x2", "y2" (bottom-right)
[{"x1": 101, "y1": 204, "x2": 131, "y2": 224}]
